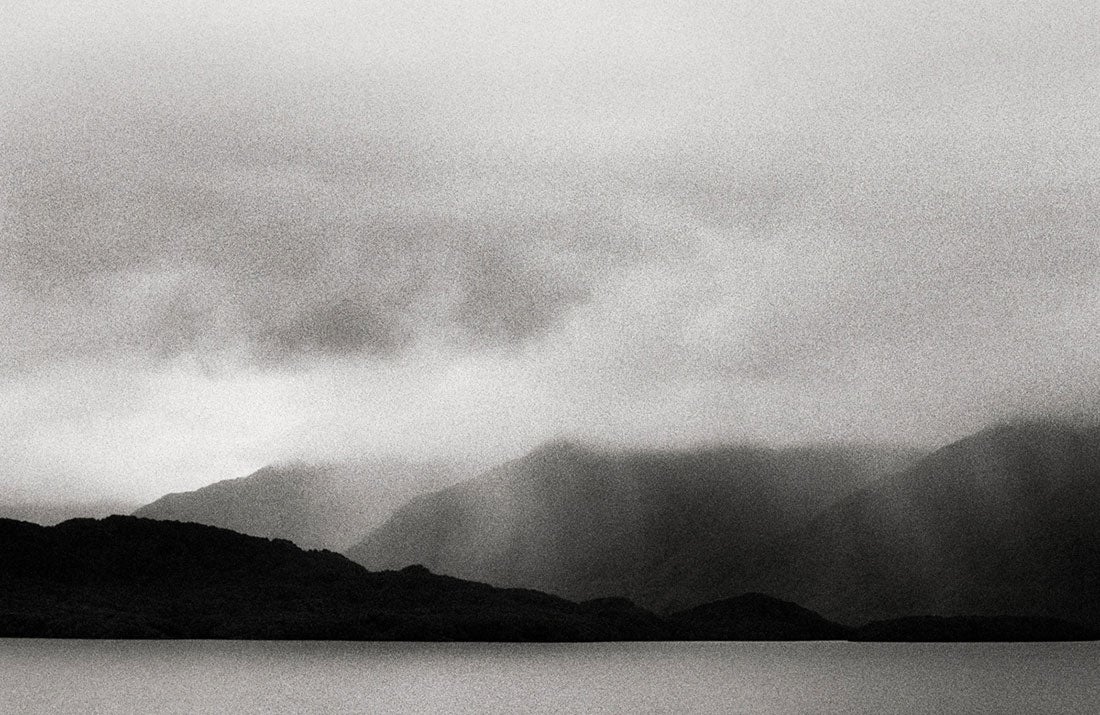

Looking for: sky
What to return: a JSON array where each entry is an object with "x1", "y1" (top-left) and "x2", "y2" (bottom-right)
[{"x1": 1, "y1": 0, "x2": 1098, "y2": 500}]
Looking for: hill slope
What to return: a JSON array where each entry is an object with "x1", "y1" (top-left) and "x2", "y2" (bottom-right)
[
  {"x1": 0, "y1": 515, "x2": 1088, "y2": 642},
  {"x1": 0, "y1": 499, "x2": 137, "y2": 526},
  {"x1": 346, "y1": 441, "x2": 918, "y2": 606},
  {"x1": 134, "y1": 461, "x2": 463, "y2": 551},
  {"x1": 727, "y1": 422, "x2": 1100, "y2": 627},
  {"x1": 0, "y1": 515, "x2": 670, "y2": 641}
]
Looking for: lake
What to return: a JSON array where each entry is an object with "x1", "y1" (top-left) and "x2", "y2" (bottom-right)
[{"x1": 1, "y1": 640, "x2": 1097, "y2": 713}]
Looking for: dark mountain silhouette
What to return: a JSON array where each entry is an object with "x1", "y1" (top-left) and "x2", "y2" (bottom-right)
[
  {"x1": 0, "y1": 516, "x2": 1088, "y2": 641},
  {"x1": 134, "y1": 460, "x2": 465, "y2": 551},
  {"x1": 346, "y1": 441, "x2": 919, "y2": 606},
  {"x1": 669, "y1": 593, "x2": 852, "y2": 640},
  {"x1": 0, "y1": 515, "x2": 666, "y2": 641},
  {"x1": 851, "y1": 615, "x2": 1099, "y2": 642},
  {"x1": 719, "y1": 421, "x2": 1100, "y2": 628}
]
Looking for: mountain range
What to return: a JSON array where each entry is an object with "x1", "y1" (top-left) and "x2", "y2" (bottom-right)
[
  {"x1": 345, "y1": 441, "x2": 920, "y2": 605},
  {"x1": 2, "y1": 515, "x2": 1091, "y2": 641},
  {"x1": 346, "y1": 421, "x2": 1100, "y2": 629},
  {"x1": 11, "y1": 418, "x2": 1100, "y2": 638}
]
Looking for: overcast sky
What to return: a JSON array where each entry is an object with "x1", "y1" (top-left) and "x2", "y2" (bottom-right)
[{"x1": 2, "y1": 0, "x2": 1098, "y2": 500}]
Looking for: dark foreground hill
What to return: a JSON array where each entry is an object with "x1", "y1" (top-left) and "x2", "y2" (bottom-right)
[
  {"x1": 671, "y1": 593, "x2": 852, "y2": 641},
  {"x1": 347, "y1": 441, "x2": 918, "y2": 606},
  {"x1": 0, "y1": 516, "x2": 659, "y2": 641},
  {"x1": 134, "y1": 460, "x2": 464, "y2": 551},
  {"x1": 2, "y1": 516, "x2": 1087, "y2": 641}
]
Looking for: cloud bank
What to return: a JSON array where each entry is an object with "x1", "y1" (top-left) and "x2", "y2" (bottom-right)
[{"x1": 1, "y1": 0, "x2": 1098, "y2": 497}]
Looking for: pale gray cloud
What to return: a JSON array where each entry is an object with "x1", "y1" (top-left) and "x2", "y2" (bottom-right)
[{"x1": 1, "y1": 0, "x2": 1098, "y2": 496}]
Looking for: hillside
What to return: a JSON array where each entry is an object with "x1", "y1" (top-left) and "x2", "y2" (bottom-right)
[
  {"x1": 722, "y1": 422, "x2": 1100, "y2": 627},
  {"x1": 0, "y1": 499, "x2": 137, "y2": 526},
  {"x1": 346, "y1": 441, "x2": 919, "y2": 605},
  {"x1": 2, "y1": 515, "x2": 1087, "y2": 642},
  {"x1": 0, "y1": 515, "x2": 669, "y2": 641},
  {"x1": 134, "y1": 460, "x2": 464, "y2": 551}
]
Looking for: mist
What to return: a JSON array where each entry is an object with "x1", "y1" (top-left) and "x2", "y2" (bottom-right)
[{"x1": 2, "y1": 0, "x2": 1098, "y2": 500}]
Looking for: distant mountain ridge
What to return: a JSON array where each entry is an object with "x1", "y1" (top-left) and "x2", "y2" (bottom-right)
[
  {"x1": 126, "y1": 419, "x2": 1100, "y2": 632},
  {"x1": 0, "y1": 515, "x2": 663, "y2": 641},
  {"x1": 0, "y1": 499, "x2": 137, "y2": 526},
  {"x1": 346, "y1": 440, "x2": 920, "y2": 605},
  {"x1": 726, "y1": 421, "x2": 1100, "y2": 628},
  {"x1": 134, "y1": 460, "x2": 465, "y2": 551},
  {"x1": 343, "y1": 420, "x2": 1100, "y2": 630}
]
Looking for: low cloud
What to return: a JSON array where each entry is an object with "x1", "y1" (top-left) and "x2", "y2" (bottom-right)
[{"x1": 1, "y1": 0, "x2": 1098, "y2": 496}]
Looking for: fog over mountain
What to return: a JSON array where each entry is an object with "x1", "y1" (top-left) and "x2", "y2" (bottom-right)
[
  {"x1": 345, "y1": 420, "x2": 1100, "y2": 630},
  {"x1": 347, "y1": 441, "x2": 921, "y2": 602},
  {"x1": 727, "y1": 421, "x2": 1100, "y2": 627},
  {"x1": 134, "y1": 460, "x2": 467, "y2": 551},
  {"x1": 2, "y1": 1, "x2": 1098, "y2": 500}
]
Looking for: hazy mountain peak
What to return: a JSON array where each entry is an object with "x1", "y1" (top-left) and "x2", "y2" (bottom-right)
[
  {"x1": 134, "y1": 460, "x2": 467, "y2": 551},
  {"x1": 526, "y1": 439, "x2": 605, "y2": 461},
  {"x1": 347, "y1": 440, "x2": 919, "y2": 605},
  {"x1": 719, "y1": 421, "x2": 1100, "y2": 627}
]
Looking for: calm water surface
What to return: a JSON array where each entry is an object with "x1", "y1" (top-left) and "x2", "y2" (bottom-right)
[{"x1": 1, "y1": 640, "x2": 1098, "y2": 714}]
